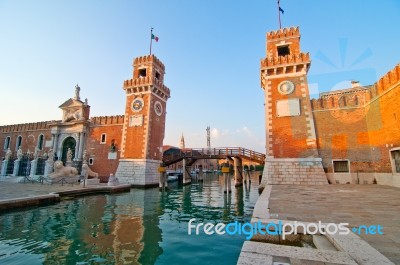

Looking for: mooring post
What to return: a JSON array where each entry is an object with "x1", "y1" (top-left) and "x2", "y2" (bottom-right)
[
  {"x1": 222, "y1": 165, "x2": 231, "y2": 193},
  {"x1": 158, "y1": 164, "x2": 167, "y2": 191}
]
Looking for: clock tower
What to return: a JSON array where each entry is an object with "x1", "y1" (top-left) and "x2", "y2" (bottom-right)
[
  {"x1": 260, "y1": 26, "x2": 327, "y2": 186},
  {"x1": 115, "y1": 54, "x2": 170, "y2": 186}
]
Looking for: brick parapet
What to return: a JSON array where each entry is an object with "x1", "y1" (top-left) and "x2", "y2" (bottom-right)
[{"x1": 0, "y1": 121, "x2": 57, "y2": 133}]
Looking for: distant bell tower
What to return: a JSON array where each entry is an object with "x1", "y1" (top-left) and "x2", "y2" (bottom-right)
[
  {"x1": 115, "y1": 54, "x2": 171, "y2": 186},
  {"x1": 180, "y1": 133, "x2": 185, "y2": 149},
  {"x1": 260, "y1": 26, "x2": 327, "y2": 186}
]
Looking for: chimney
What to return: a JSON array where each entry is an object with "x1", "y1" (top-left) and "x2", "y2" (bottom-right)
[{"x1": 351, "y1": 80, "x2": 360, "y2": 88}]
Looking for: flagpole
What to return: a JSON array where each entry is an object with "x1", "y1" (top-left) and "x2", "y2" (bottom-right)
[
  {"x1": 278, "y1": 0, "x2": 282, "y2": 29},
  {"x1": 150, "y1": 27, "x2": 153, "y2": 55}
]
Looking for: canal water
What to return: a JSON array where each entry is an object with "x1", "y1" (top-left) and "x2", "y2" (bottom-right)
[{"x1": 0, "y1": 172, "x2": 261, "y2": 265}]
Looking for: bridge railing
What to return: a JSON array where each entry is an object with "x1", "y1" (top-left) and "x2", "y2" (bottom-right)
[{"x1": 162, "y1": 147, "x2": 265, "y2": 164}]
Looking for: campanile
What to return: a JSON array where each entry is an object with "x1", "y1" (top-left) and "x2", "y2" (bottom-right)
[
  {"x1": 115, "y1": 55, "x2": 170, "y2": 186},
  {"x1": 260, "y1": 26, "x2": 327, "y2": 186}
]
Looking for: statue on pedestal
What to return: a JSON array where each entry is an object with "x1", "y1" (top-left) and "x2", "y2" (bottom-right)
[
  {"x1": 47, "y1": 148, "x2": 54, "y2": 162},
  {"x1": 75, "y1": 84, "x2": 80, "y2": 100},
  {"x1": 5, "y1": 148, "x2": 12, "y2": 161},
  {"x1": 67, "y1": 148, "x2": 73, "y2": 162},
  {"x1": 17, "y1": 147, "x2": 23, "y2": 160}
]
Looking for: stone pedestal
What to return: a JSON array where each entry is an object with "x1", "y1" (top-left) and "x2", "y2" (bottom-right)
[
  {"x1": 12, "y1": 159, "x2": 21, "y2": 177},
  {"x1": 1, "y1": 160, "x2": 8, "y2": 177},
  {"x1": 260, "y1": 157, "x2": 328, "y2": 188},
  {"x1": 107, "y1": 173, "x2": 119, "y2": 186},
  {"x1": 81, "y1": 178, "x2": 100, "y2": 186},
  {"x1": 44, "y1": 160, "x2": 54, "y2": 177},
  {"x1": 115, "y1": 159, "x2": 159, "y2": 186},
  {"x1": 30, "y1": 159, "x2": 38, "y2": 177}
]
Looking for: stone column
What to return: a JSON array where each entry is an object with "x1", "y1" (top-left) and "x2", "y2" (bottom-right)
[
  {"x1": 30, "y1": 159, "x2": 38, "y2": 177},
  {"x1": 198, "y1": 165, "x2": 203, "y2": 181},
  {"x1": 78, "y1": 132, "x2": 85, "y2": 160},
  {"x1": 1, "y1": 160, "x2": 8, "y2": 177},
  {"x1": 75, "y1": 133, "x2": 81, "y2": 160},
  {"x1": 182, "y1": 158, "x2": 191, "y2": 185},
  {"x1": 12, "y1": 159, "x2": 21, "y2": 177},
  {"x1": 234, "y1": 157, "x2": 243, "y2": 187},
  {"x1": 52, "y1": 134, "x2": 59, "y2": 154}
]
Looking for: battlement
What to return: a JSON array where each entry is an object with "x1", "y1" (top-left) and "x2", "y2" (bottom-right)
[
  {"x1": 134, "y1": 55, "x2": 165, "y2": 70},
  {"x1": 375, "y1": 63, "x2": 400, "y2": 95},
  {"x1": 267, "y1": 26, "x2": 300, "y2": 40},
  {"x1": 123, "y1": 76, "x2": 170, "y2": 99},
  {"x1": 0, "y1": 121, "x2": 57, "y2": 133},
  {"x1": 261, "y1": 52, "x2": 310, "y2": 68},
  {"x1": 311, "y1": 63, "x2": 400, "y2": 111},
  {"x1": 90, "y1": 115, "x2": 124, "y2": 125}
]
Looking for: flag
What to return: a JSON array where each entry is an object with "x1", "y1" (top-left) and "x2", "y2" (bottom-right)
[
  {"x1": 151, "y1": 34, "x2": 159, "y2": 42},
  {"x1": 279, "y1": 6, "x2": 284, "y2": 14}
]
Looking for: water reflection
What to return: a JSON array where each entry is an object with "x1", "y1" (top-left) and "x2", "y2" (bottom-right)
[{"x1": 0, "y1": 172, "x2": 260, "y2": 265}]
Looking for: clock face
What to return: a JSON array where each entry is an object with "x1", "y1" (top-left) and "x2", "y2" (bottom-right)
[
  {"x1": 132, "y1": 98, "x2": 144, "y2": 112},
  {"x1": 278, "y1": 80, "x2": 295, "y2": 95},
  {"x1": 154, "y1": 101, "x2": 163, "y2": 116}
]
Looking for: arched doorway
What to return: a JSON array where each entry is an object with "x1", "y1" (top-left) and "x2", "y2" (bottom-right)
[{"x1": 61, "y1": 137, "x2": 76, "y2": 164}]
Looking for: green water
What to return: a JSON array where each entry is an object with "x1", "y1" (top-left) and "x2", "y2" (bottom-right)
[{"x1": 0, "y1": 173, "x2": 260, "y2": 265}]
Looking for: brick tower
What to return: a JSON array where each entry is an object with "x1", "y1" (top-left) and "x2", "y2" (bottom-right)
[
  {"x1": 260, "y1": 26, "x2": 327, "y2": 186},
  {"x1": 115, "y1": 55, "x2": 170, "y2": 186}
]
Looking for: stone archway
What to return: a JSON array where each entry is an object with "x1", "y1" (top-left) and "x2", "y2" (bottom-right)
[{"x1": 61, "y1": 137, "x2": 76, "y2": 163}]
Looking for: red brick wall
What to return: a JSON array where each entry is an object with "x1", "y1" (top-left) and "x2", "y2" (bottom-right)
[
  {"x1": 312, "y1": 64, "x2": 400, "y2": 173},
  {"x1": 86, "y1": 116, "x2": 124, "y2": 180},
  {"x1": 0, "y1": 122, "x2": 53, "y2": 158}
]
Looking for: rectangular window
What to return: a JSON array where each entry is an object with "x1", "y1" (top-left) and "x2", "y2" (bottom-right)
[
  {"x1": 155, "y1": 71, "x2": 160, "y2": 80},
  {"x1": 89, "y1": 158, "x2": 94, "y2": 165},
  {"x1": 100, "y1": 133, "x2": 106, "y2": 144},
  {"x1": 333, "y1": 160, "x2": 350, "y2": 173},
  {"x1": 139, "y1": 68, "x2": 147, "y2": 77},
  {"x1": 277, "y1": 45, "x2": 290, "y2": 56}
]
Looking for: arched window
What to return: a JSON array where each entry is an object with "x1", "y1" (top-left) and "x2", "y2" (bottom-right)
[
  {"x1": 16, "y1": 136, "x2": 22, "y2": 151},
  {"x1": 4, "y1": 136, "x2": 11, "y2": 150},
  {"x1": 38, "y1": 134, "x2": 44, "y2": 150}
]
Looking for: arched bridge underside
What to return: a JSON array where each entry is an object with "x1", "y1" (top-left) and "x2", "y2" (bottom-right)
[{"x1": 162, "y1": 147, "x2": 265, "y2": 167}]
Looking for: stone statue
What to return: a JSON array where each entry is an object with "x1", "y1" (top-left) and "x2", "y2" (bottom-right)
[
  {"x1": 5, "y1": 148, "x2": 12, "y2": 160},
  {"x1": 67, "y1": 148, "x2": 73, "y2": 162},
  {"x1": 75, "y1": 84, "x2": 80, "y2": 100},
  {"x1": 84, "y1": 98, "x2": 88, "y2": 105},
  {"x1": 81, "y1": 163, "x2": 98, "y2": 179},
  {"x1": 17, "y1": 146, "x2": 23, "y2": 160},
  {"x1": 48, "y1": 160, "x2": 79, "y2": 182},
  {"x1": 47, "y1": 148, "x2": 54, "y2": 161}
]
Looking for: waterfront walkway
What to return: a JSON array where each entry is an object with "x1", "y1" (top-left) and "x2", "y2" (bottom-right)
[
  {"x1": 240, "y1": 184, "x2": 400, "y2": 264},
  {"x1": 0, "y1": 181, "x2": 131, "y2": 211}
]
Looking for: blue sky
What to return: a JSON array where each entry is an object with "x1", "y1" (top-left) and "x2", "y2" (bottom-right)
[{"x1": 0, "y1": 0, "x2": 399, "y2": 153}]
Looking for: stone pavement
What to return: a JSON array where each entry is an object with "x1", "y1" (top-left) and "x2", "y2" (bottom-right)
[
  {"x1": 0, "y1": 181, "x2": 131, "y2": 211},
  {"x1": 0, "y1": 181, "x2": 85, "y2": 200},
  {"x1": 261, "y1": 185, "x2": 400, "y2": 264}
]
